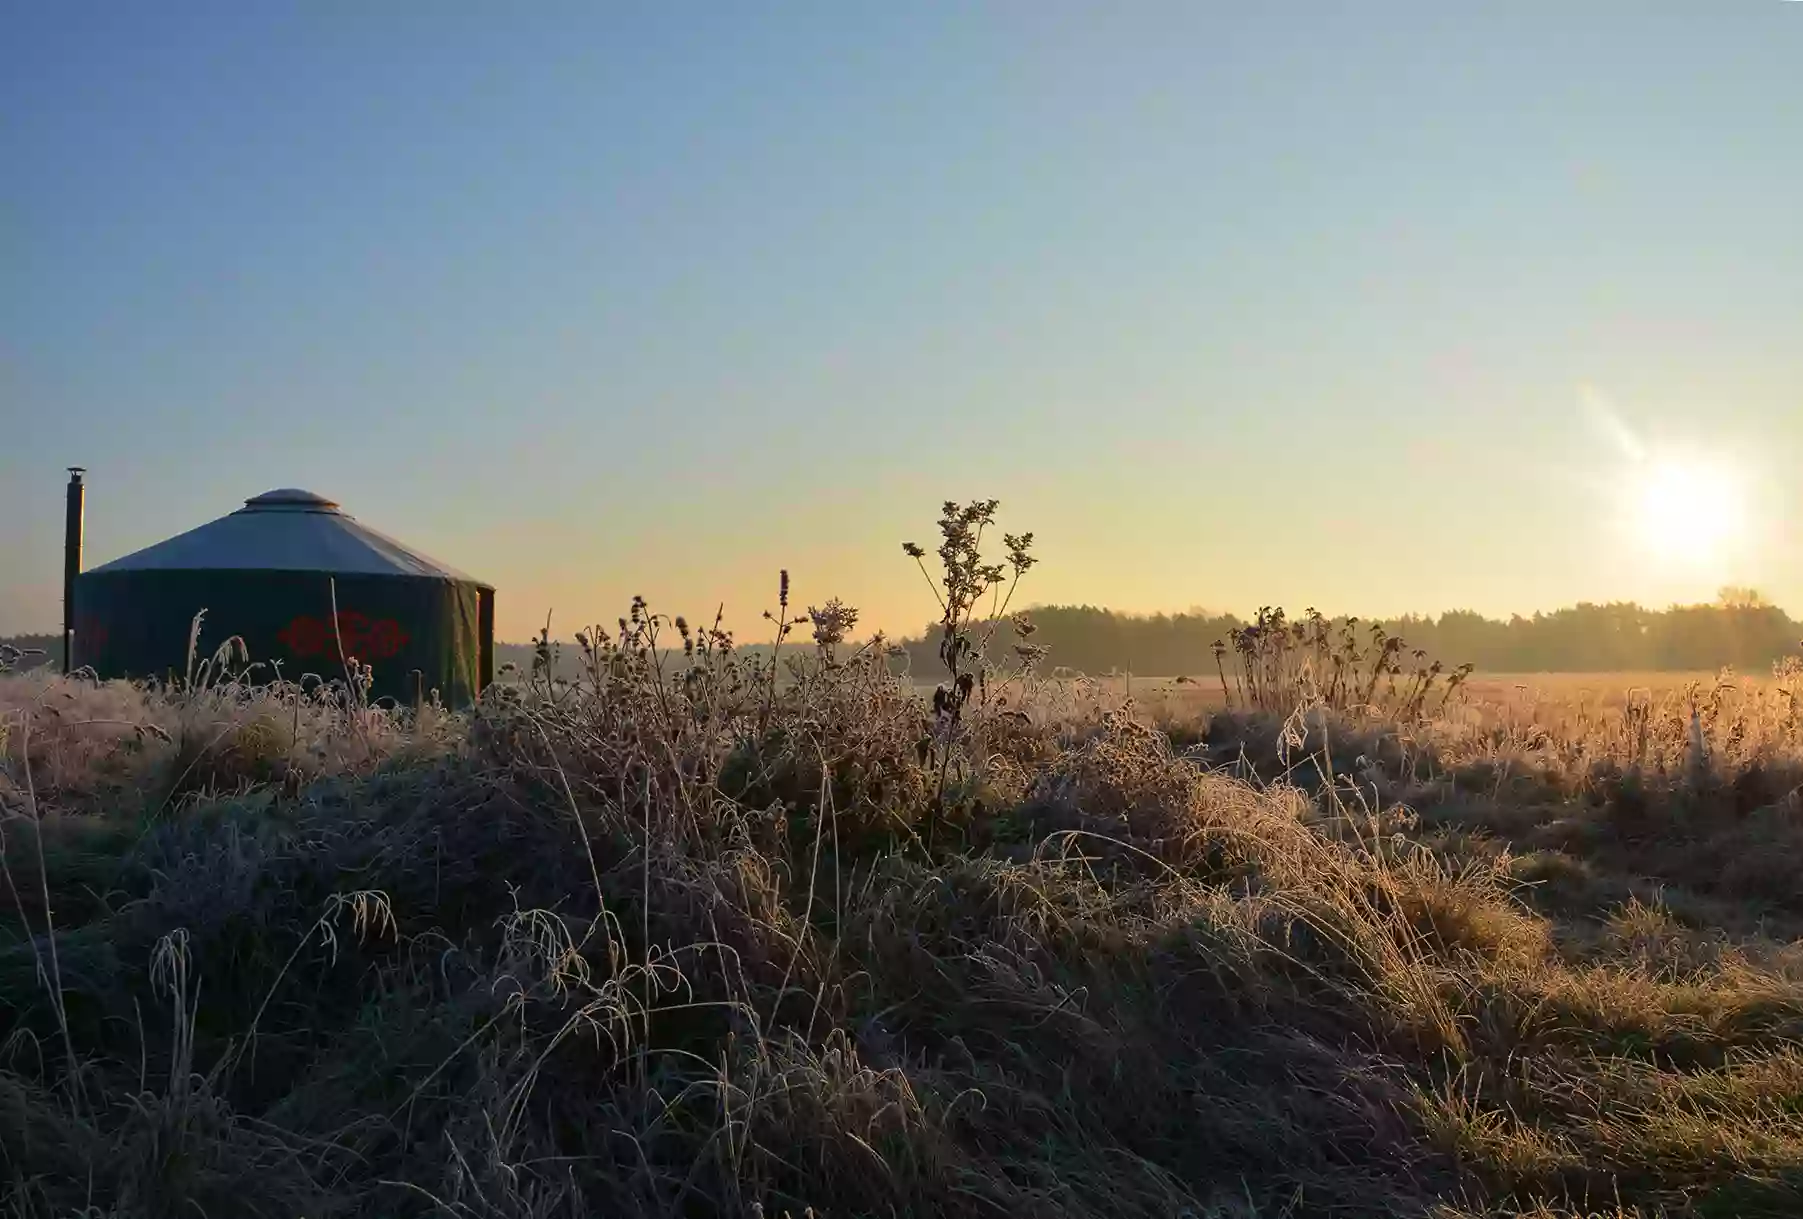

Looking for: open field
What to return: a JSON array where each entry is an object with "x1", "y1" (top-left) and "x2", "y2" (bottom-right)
[
  {"x1": 8, "y1": 612, "x2": 1803, "y2": 1219},
  {"x1": 960, "y1": 669, "x2": 1790, "y2": 730}
]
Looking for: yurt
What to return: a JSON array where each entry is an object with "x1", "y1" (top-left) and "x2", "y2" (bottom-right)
[{"x1": 72, "y1": 488, "x2": 494, "y2": 706}]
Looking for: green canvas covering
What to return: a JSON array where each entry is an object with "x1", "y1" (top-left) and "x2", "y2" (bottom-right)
[{"x1": 71, "y1": 489, "x2": 494, "y2": 707}]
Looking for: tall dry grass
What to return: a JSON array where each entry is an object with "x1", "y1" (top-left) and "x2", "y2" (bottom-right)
[{"x1": 3, "y1": 501, "x2": 1803, "y2": 1217}]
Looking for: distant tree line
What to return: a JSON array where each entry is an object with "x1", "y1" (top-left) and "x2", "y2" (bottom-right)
[{"x1": 892, "y1": 590, "x2": 1803, "y2": 678}]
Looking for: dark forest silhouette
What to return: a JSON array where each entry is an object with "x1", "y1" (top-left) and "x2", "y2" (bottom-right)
[{"x1": 893, "y1": 588, "x2": 1801, "y2": 678}]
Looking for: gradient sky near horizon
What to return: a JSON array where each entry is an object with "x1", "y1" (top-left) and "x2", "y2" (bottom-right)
[{"x1": 4, "y1": 3, "x2": 1801, "y2": 642}]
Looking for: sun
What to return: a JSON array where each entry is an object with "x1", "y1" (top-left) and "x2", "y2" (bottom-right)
[{"x1": 1628, "y1": 456, "x2": 1747, "y2": 566}]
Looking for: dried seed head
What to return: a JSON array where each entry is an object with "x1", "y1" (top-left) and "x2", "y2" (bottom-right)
[{"x1": 807, "y1": 597, "x2": 860, "y2": 649}]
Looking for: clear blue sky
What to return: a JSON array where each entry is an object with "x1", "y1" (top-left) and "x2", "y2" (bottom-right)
[{"x1": 4, "y1": 3, "x2": 1800, "y2": 640}]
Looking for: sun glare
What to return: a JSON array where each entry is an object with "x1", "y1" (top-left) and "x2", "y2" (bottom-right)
[{"x1": 1628, "y1": 456, "x2": 1747, "y2": 566}]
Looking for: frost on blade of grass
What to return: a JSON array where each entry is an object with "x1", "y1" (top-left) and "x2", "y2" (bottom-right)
[{"x1": 7, "y1": 503, "x2": 1803, "y2": 1217}]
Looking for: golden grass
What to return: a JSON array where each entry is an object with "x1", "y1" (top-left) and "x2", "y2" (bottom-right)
[
  {"x1": 4, "y1": 503, "x2": 1803, "y2": 1217},
  {"x1": 997, "y1": 667, "x2": 1786, "y2": 719},
  {"x1": 3, "y1": 647, "x2": 1800, "y2": 1216}
]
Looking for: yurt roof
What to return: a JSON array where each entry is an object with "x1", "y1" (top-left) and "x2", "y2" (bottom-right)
[{"x1": 83, "y1": 489, "x2": 490, "y2": 586}]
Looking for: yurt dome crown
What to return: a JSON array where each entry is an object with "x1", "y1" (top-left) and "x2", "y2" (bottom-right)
[{"x1": 238, "y1": 488, "x2": 343, "y2": 513}]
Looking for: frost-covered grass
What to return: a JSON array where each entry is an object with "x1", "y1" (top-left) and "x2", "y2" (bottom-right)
[{"x1": 6, "y1": 505, "x2": 1803, "y2": 1218}]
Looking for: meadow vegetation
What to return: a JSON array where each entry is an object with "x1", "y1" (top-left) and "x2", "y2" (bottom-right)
[{"x1": 5, "y1": 501, "x2": 1803, "y2": 1217}]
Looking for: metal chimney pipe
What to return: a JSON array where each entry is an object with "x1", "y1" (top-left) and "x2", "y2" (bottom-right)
[{"x1": 63, "y1": 467, "x2": 85, "y2": 674}]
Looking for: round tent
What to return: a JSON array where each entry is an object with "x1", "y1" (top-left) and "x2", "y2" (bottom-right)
[{"x1": 73, "y1": 489, "x2": 494, "y2": 706}]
